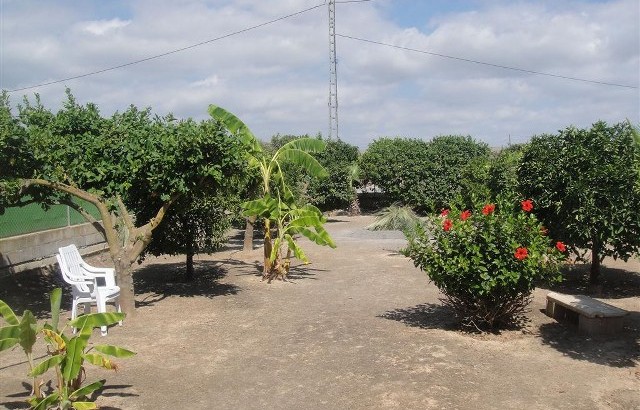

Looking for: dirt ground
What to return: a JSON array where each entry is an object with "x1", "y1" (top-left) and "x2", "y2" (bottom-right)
[{"x1": 1, "y1": 215, "x2": 639, "y2": 410}]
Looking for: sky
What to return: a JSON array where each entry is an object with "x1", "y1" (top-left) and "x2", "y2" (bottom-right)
[{"x1": 1, "y1": 0, "x2": 638, "y2": 149}]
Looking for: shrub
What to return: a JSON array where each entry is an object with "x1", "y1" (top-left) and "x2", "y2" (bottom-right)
[
  {"x1": 366, "y1": 203, "x2": 422, "y2": 233},
  {"x1": 403, "y1": 198, "x2": 566, "y2": 330}
]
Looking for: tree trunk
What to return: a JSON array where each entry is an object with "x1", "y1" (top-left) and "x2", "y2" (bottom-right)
[
  {"x1": 263, "y1": 219, "x2": 272, "y2": 277},
  {"x1": 115, "y1": 259, "x2": 136, "y2": 317},
  {"x1": 243, "y1": 216, "x2": 256, "y2": 251},
  {"x1": 185, "y1": 252, "x2": 195, "y2": 282},
  {"x1": 589, "y1": 238, "x2": 601, "y2": 284}
]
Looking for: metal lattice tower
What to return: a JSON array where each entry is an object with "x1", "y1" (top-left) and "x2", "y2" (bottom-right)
[{"x1": 328, "y1": 0, "x2": 339, "y2": 139}]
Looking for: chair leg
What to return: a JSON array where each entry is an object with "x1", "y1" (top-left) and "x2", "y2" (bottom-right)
[
  {"x1": 117, "y1": 298, "x2": 122, "y2": 326},
  {"x1": 96, "y1": 293, "x2": 108, "y2": 336}
]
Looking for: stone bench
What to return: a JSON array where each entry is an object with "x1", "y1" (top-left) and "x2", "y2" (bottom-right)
[{"x1": 545, "y1": 291, "x2": 628, "y2": 335}]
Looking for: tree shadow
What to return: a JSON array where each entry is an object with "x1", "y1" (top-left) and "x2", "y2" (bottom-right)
[
  {"x1": 285, "y1": 264, "x2": 328, "y2": 281},
  {"x1": 90, "y1": 382, "x2": 139, "y2": 408},
  {"x1": 133, "y1": 259, "x2": 241, "y2": 308},
  {"x1": 377, "y1": 303, "x2": 459, "y2": 330},
  {"x1": 0, "y1": 401, "x2": 29, "y2": 409},
  {"x1": 537, "y1": 311, "x2": 640, "y2": 368},
  {"x1": 0, "y1": 265, "x2": 65, "y2": 319},
  {"x1": 542, "y1": 263, "x2": 640, "y2": 299}
]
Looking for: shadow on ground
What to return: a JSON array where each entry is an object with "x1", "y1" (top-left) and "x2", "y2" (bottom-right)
[
  {"x1": 134, "y1": 259, "x2": 242, "y2": 308},
  {"x1": 378, "y1": 303, "x2": 458, "y2": 330},
  {"x1": 543, "y1": 263, "x2": 640, "y2": 299},
  {"x1": 0, "y1": 266, "x2": 64, "y2": 319},
  {"x1": 537, "y1": 312, "x2": 640, "y2": 368},
  {"x1": 0, "y1": 257, "x2": 247, "y2": 317}
]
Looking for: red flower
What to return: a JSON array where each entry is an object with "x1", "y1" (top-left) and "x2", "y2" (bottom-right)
[
  {"x1": 460, "y1": 210, "x2": 472, "y2": 221},
  {"x1": 521, "y1": 199, "x2": 534, "y2": 212},
  {"x1": 555, "y1": 241, "x2": 567, "y2": 252},
  {"x1": 443, "y1": 219, "x2": 453, "y2": 231},
  {"x1": 514, "y1": 247, "x2": 528, "y2": 260},
  {"x1": 440, "y1": 209, "x2": 450, "y2": 217},
  {"x1": 482, "y1": 203, "x2": 495, "y2": 215}
]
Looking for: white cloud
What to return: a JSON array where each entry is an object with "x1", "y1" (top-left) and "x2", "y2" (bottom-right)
[
  {"x1": 80, "y1": 18, "x2": 131, "y2": 36},
  {"x1": 1, "y1": 0, "x2": 637, "y2": 149}
]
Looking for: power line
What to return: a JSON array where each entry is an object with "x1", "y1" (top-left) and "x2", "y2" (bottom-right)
[
  {"x1": 7, "y1": 3, "x2": 325, "y2": 93},
  {"x1": 336, "y1": 34, "x2": 638, "y2": 89}
]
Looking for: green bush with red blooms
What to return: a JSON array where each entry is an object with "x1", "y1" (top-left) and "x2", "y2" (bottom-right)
[{"x1": 403, "y1": 197, "x2": 568, "y2": 330}]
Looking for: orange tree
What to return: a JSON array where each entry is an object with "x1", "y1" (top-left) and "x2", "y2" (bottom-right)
[
  {"x1": 0, "y1": 91, "x2": 247, "y2": 315},
  {"x1": 518, "y1": 121, "x2": 640, "y2": 284}
]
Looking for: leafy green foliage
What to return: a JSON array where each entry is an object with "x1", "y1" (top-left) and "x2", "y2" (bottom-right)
[
  {"x1": 0, "y1": 92, "x2": 248, "y2": 314},
  {"x1": 243, "y1": 194, "x2": 336, "y2": 281},
  {"x1": 307, "y1": 139, "x2": 360, "y2": 211},
  {"x1": 358, "y1": 137, "x2": 431, "y2": 210},
  {"x1": 366, "y1": 204, "x2": 422, "y2": 233},
  {"x1": 209, "y1": 106, "x2": 335, "y2": 280},
  {"x1": 487, "y1": 144, "x2": 527, "y2": 200},
  {"x1": 518, "y1": 121, "x2": 640, "y2": 283},
  {"x1": 0, "y1": 289, "x2": 134, "y2": 409},
  {"x1": 266, "y1": 135, "x2": 360, "y2": 211},
  {"x1": 141, "y1": 191, "x2": 241, "y2": 281},
  {"x1": 359, "y1": 136, "x2": 490, "y2": 212},
  {"x1": 403, "y1": 198, "x2": 566, "y2": 329}
]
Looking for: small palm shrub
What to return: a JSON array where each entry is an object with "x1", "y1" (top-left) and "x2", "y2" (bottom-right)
[
  {"x1": 366, "y1": 203, "x2": 421, "y2": 233},
  {"x1": 403, "y1": 198, "x2": 567, "y2": 330}
]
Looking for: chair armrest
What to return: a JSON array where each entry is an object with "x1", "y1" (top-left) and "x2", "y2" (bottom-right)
[{"x1": 80, "y1": 262, "x2": 117, "y2": 288}]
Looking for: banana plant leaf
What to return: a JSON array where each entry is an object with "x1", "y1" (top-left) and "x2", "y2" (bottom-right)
[
  {"x1": 93, "y1": 344, "x2": 136, "y2": 358},
  {"x1": 70, "y1": 380, "x2": 105, "y2": 401},
  {"x1": 29, "y1": 354, "x2": 64, "y2": 377},
  {"x1": 50, "y1": 288, "x2": 62, "y2": 332},
  {"x1": 0, "y1": 300, "x2": 19, "y2": 325},
  {"x1": 19, "y1": 310, "x2": 37, "y2": 354}
]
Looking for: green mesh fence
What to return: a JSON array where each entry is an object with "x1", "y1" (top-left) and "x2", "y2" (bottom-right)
[{"x1": 0, "y1": 199, "x2": 102, "y2": 239}]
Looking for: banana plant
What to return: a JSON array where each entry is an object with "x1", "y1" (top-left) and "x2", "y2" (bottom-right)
[
  {"x1": 209, "y1": 105, "x2": 330, "y2": 277},
  {"x1": 1, "y1": 289, "x2": 135, "y2": 410},
  {"x1": 242, "y1": 193, "x2": 336, "y2": 282}
]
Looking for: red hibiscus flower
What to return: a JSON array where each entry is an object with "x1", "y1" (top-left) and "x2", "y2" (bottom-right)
[
  {"x1": 443, "y1": 219, "x2": 453, "y2": 231},
  {"x1": 460, "y1": 210, "x2": 472, "y2": 221},
  {"x1": 482, "y1": 203, "x2": 495, "y2": 215},
  {"x1": 440, "y1": 209, "x2": 450, "y2": 217},
  {"x1": 555, "y1": 241, "x2": 567, "y2": 252},
  {"x1": 521, "y1": 199, "x2": 534, "y2": 212},
  {"x1": 514, "y1": 247, "x2": 528, "y2": 260}
]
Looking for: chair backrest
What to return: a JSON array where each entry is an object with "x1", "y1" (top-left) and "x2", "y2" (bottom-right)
[
  {"x1": 58, "y1": 244, "x2": 85, "y2": 277},
  {"x1": 57, "y1": 245, "x2": 93, "y2": 294}
]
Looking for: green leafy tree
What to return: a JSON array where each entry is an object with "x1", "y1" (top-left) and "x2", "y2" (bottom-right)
[
  {"x1": 0, "y1": 92, "x2": 246, "y2": 315},
  {"x1": 518, "y1": 121, "x2": 640, "y2": 284},
  {"x1": 208, "y1": 105, "x2": 334, "y2": 279},
  {"x1": 359, "y1": 136, "x2": 490, "y2": 212},
  {"x1": 140, "y1": 191, "x2": 242, "y2": 282},
  {"x1": 307, "y1": 138, "x2": 360, "y2": 211},
  {"x1": 487, "y1": 144, "x2": 527, "y2": 200},
  {"x1": 359, "y1": 138, "x2": 431, "y2": 210}
]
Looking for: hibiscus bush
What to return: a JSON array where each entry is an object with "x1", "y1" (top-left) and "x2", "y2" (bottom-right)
[{"x1": 403, "y1": 197, "x2": 567, "y2": 330}]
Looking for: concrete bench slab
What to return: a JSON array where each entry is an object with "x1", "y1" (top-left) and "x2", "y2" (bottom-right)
[{"x1": 545, "y1": 291, "x2": 628, "y2": 335}]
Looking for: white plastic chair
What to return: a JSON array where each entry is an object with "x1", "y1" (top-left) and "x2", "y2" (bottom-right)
[{"x1": 56, "y1": 244, "x2": 121, "y2": 336}]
